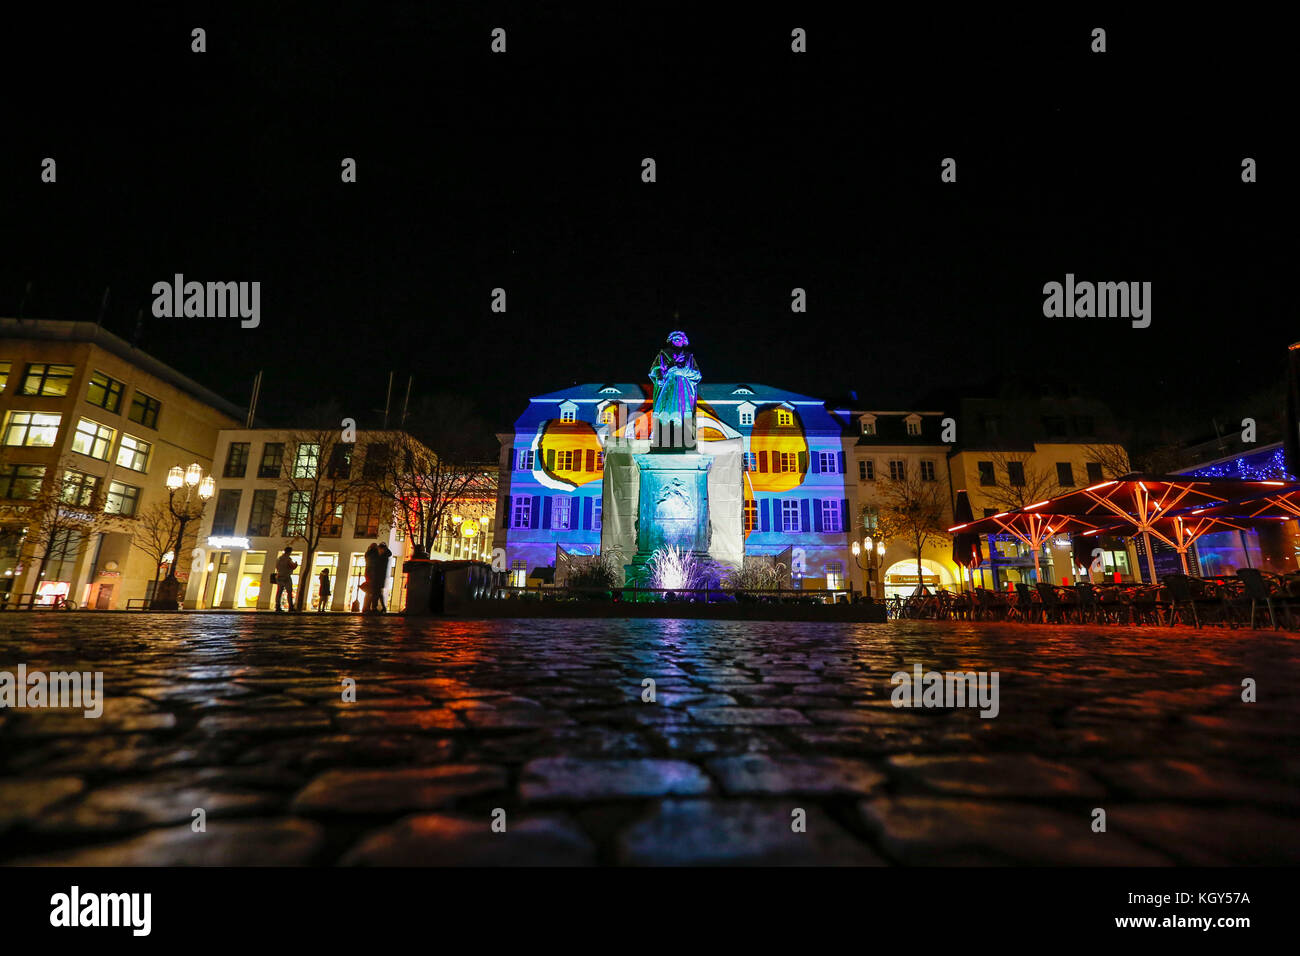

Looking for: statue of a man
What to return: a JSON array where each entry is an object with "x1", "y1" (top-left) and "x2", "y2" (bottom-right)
[{"x1": 648, "y1": 330, "x2": 701, "y2": 445}]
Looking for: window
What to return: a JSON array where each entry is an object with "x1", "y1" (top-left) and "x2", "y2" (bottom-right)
[
  {"x1": 821, "y1": 499, "x2": 842, "y2": 532},
  {"x1": 516, "y1": 449, "x2": 535, "y2": 471},
  {"x1": 72, "y1": 418, "x2": 115, "y2": 460},
  {"x1": 20, "y1": 363, "x2": 75, "y2": 397},
  {"x1": 510, "y1": 559, "x2": 527, "y2": 588},
  {"x1": 978, "y1": 461, "x2": 996, "y2": 486},
  {"x1": 105, "y1": 480, "x2": 141, "y2": 517},
  {"x1": 328, "y1": 443, "x2": 353, "y2": 479},
  {"x1": 744, "y1": 498, "x2": 758, "y2": 532},
  {"x1": 1056, "y1": 462, "x2": 1075, "y2": 486},
  {"x1": 861, "y1": 419, "x2": 876, "y2": 436},
  {"x1": 128, "y1": 391, "x2": 161, "y2": 429},
  {"x1": 781, "y1": 499, "x2": 801, "y2": 532},
  {"x1": 593, "y1": 499, "x2": 603, "y2": 532},
  {"x1": 116, "y1": 434, "x2": 152, "y2": 472},
  {"x1": 258, "y1": 442, "x2": 285, "y2": 479},
  {"x1": 211, "y1": 489, "x2": 242, "y2": 535},
  {"x1": 825, "y1": 561, "x2": 845, "y2": 589},
  {"x1": 560, "y1": 408, "x2": 576, "y2": 423},
  {"x1": 739, "y1": 409, "x2": 754, "y2": 426},
  {"x1": 247, "y1": 489, "x2": 277, "y2": 536},
  {"x1": 224, "y1": 442, "x2": 250, "y2": 478},
  {"x1": 292, "y1": 443, "x2": 320, "y2": 478},
  {"x1": 557, "y1": 450, "x2": 575, "y2": 471},
  {"x1": 511, "y1": 495, "x2": 532, "y2": 529},
  {"x1": 1086, "y1": 462, "x2": 1104, "y2": 483},
  {"x1": 743, "y1": 452, "x2": 757, "y2": 471},
  {"x1": 3, "y1": 411, "x2": 61, "y2": 447},
  {"x1": 601, "y1": 406, "x2": 617, "y2": 425},
  {"x1": 61, "y1": 470, "x2": 99, "y2": 508},
  {"x1": 86, "y1": 371, "x2": 124, "y2": 413},
  {"x1": 0, "y1": 464, "x2": 45, "y2": 499},
  {"x1": 779, "y1": 452, "x2": 798, "y2": 473},
  {"x1": 983, "y1": 508, "x2": 997, "y2": 518},
  {"x1": 859, "y1": 459, "x2": 874, "y2": 481},
  {"x1": 0, "y1": 361, "x2": 9, "y2": 392},
  {"x1": 982, "y1": 415, "x2": 1001, "y2": 438},
  {"x1": 818, "y1": 452, "x2": 838, "y2": 473},
  {"x1": 352, "y1": 495, "x2": 380, "y2": 537},
  {"x1": 553, "y1": 496, "x2": 572, "y2": 530},
  {"x1": 919, "y1": 460, "x2": 936, "y2": 482},
  {"x1": 906, "y1": 421, "x2": 921, "y2": 436},
  {"x1": 286, "y1": 491, "x2": 311, "y2": 536},
  {"x1": 596, "y1": 452, "x2": 604, "y2": 470},
  {"x1": 321, "y1": 495, "x2": 344, "y2": 537},
  {"x1": 777, "y1": 410, "x2": 793, "y2": 427},
  {"x1": 1005, "y1": 461, "x2": 1025, "y2": 486},
  {"x1": 361, "y1": 442, "x2": 389, "y2": 478},
  {"x1": 888, "y1": 459, "x2": 905, "y2": 481}
]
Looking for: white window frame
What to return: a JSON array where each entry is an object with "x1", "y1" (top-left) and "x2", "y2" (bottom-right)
[
  {"x1": 511, "y1": 495, "x2": 532, "y2": 529},
  {"x1": 818, "y1": 451, "x2": 837, "y2": 473},
  {"x1": 553, "y1": 496, "x2": 572, "y2": 530},
  {"x1": 781, "y1": 499, "x2": 800, "y2": 532},
  {"x1": 821, "y1": 499, "x2": 842, "y2": 532}
]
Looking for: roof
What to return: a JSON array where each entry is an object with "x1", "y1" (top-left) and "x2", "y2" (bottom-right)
[{"x1": 0, "y1": 317, "x2": 245, "y2": 420}]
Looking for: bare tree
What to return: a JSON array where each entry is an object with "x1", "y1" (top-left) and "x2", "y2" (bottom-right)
[
  {"x1": 978, "y1": 450, "x2": 1059, "y2": 512},
  {"x1": 0, "y1": 455, "x2": 109, "y2": 596},
  {"x1": 1082, "y1": 443, "x2": 1133, "y2": 480},
  {"x1": 273, "y1": 408, "x2": 359, "y2": 610},
  {"x1": 358, "y1": 394, "x2": 497, "y2": 560},
  {"x1": 128, "y1": 500, "x2": 198, "y2": 599},
  {"x1": 876, "y1": 467, "x2": 951, "y2": 593}
]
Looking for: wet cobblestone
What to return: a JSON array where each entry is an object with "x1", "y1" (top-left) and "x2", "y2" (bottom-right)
[{"x1": 2, "y1": 613, "x2": 1298, "y2": 865}]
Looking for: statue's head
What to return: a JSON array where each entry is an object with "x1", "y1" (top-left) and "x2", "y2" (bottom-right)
[{"x1": 666, "y1": 330, "x2": 689, "y2": 348}]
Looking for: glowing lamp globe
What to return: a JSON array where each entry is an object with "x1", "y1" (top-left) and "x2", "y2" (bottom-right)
[
  {"x1": 185, "y1": 462, "x2": 203, "y2": 487},
  {"x1": 166, "y1": 466, "x2": 184, "y2": 490},
  {"x1": 199, "y1": 476, "x2": 215, "y2": 500}
]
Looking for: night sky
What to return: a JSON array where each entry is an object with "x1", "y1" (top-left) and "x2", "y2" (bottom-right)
[{"x1": 1, "y1": 5, "x2": 1286, "y2": 438}]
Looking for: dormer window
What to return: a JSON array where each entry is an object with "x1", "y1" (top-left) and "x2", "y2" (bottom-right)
[
  {"x1": 598, "y1": 385, "x2": 622, "y2": 395},
  {"x1": 860, "y1": 416, "x2": 877, "y2": 436},
  {"x1": 601, "y1": 406, "x2": 617, "y2": 425},
  {"x1": 732, "y1": 385, "x2": 755, "y2": 395},
  {"x1": 905, "y1": 413, "x2": 922, "y2": 436},
  {"x1": 559, "y1": 400, "x2": 578, "y2": 423},
  {"x1": 737, "y1": 401, "x2": 756, "y2": 426},
  {"x1": 777, "y1": 410, "x2": 793, "y2": 427}
]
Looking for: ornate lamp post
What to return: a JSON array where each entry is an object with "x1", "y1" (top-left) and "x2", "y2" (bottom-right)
[
  {"x1": 150, "y1": 462, "x2": 214, "y2": 609},
  {"x1": 851, "y1": 535, "x2": 887, "y2": 601}
]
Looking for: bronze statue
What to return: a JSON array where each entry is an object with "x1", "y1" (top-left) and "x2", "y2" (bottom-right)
[{"x1": 648, "y1": 331, "x2": 701, "y2": 448}]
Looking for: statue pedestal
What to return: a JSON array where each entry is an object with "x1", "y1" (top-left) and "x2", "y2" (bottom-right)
[{"x1": 625, "y1": 452, "x2": 712, "y2": 585}]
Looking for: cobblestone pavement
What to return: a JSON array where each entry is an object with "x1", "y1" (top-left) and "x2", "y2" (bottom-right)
[{"x1": 2, "y1": 613, "x2": 1299, "y2": 865}]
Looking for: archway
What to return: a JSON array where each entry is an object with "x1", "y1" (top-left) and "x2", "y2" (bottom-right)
[{"x1": 882, "y1": 557, "x2": 955, "y2": 599}]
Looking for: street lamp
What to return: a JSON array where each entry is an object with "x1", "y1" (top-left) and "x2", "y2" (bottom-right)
[
  {"x1": 852, "y1": 534, "x2": 887, "y2": 601},
  {"x1": 151, "y1": 461, "x2": 214, "y2": 609}
]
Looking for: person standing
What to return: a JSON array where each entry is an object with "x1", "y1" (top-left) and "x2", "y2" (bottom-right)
[
  {"x1": 275, "y1": 546, "x2": 298, "y2": 612},
  {"x1": 362, "y1": 542, "x2": 380, "y2": 613},
  {"x1": 374, "y1": 543, "x2": 393, "y2": 613},
  {"x1": 317, "y1": 568, "x2": 331, "y2": 612}
]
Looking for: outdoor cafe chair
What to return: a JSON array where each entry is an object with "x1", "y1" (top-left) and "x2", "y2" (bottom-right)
[
  {"x1": 1035, "y1": 583, "x2": 1069, "y2": 624},
  {"x1": 1074, "y1": 582, "x2": 1103, "y2": 625},
  {"x1": 1011, "y1": 582, "x2": 1038, "y2": 623},
  {"x1": 1236, "y1": 569, "x2": 1284, "y2": 630},
  {"x1": 1161, "y1": 574, "x2": 1201, "y2": 628}
]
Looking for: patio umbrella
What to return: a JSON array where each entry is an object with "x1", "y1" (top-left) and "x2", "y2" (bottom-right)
[
  {"x1": 1287, "y1": 342, "x2": 1300, "y2": 478},
  {"x1": 950, "y1": 490, "x2": 983, "y2": 589},
  {"x1": 951, "y1": 475, "x2": 1300, "y2": 584},
  {"x1": 949, "y1": 510, "x2": 1108, "y2": 582}
]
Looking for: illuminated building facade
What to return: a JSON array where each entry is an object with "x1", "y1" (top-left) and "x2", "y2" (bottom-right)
[
  {"x1": 0, "y1": 319, "x2": 241, "y2": 607},
  {"x1": 493, "y1": 383, "x2": 853, "y2": 589}
]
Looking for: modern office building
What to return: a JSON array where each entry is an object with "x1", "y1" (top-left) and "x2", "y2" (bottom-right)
[{"x1": 0, "y1": 319, "x2": 242, "y2": 607}]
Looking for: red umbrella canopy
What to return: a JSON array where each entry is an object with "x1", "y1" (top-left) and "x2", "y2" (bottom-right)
[{"x1": 1176, "y1": 484, "x2": 1300, "y2": 522}]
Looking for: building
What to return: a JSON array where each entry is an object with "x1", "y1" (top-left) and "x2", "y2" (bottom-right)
[
  {"x1": 837, "y1": 408, "x2": 957, "y2": 599},
  {"x1": 946, "y1": 395, "x2": 1131, "y2": 588},
  {"x1": 0, "y1": 319, "x2": 242, "y2": 607},
  {"x1": 493, "y1": 382, "x2": 852, "y2": 590}
]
